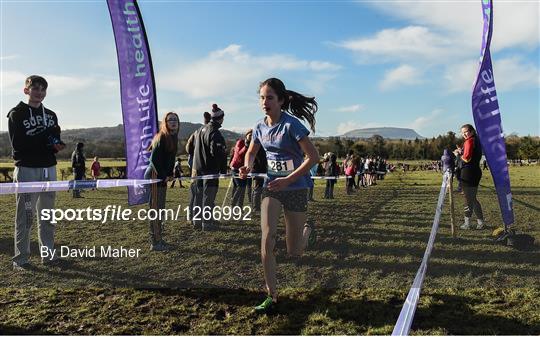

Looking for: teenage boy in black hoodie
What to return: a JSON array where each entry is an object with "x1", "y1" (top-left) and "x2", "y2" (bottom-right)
[{"x1": 7, "y1": 75, "x2": 65, "y2": 271}]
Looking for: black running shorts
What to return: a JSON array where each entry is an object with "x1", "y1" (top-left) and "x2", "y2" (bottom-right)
[{"x1": 261, "y1": 188, "x2": 308, "y2": 212}]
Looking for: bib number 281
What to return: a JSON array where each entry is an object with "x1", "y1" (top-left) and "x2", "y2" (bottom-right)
[{"x1": 268, "y1": 159, "x2": 294, "y2": 176}]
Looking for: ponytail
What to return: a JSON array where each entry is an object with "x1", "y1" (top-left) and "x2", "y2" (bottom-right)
[
  {"x1": 259, "y1": 78, "x2": 317, "y2": 132},
  {"x1": 286, "y1": 90, "x2": 317, "y2": 133}
]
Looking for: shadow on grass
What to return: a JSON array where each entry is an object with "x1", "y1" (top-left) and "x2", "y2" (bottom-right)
[
  {"x1": 0, "y1": 324, "x2": 51, "y2": 335},
  {"x1": 511, "y1": 197, "x2": 540, "y2": 212},
  {"x1": 1, "y1": 287, "x2": 538, "y2": 335},
  {"x1": 266, "y1": 289, "x2": 400, "y2": 335},
  {"x1": 480, "y1": 184, "x2": 540, "y2": 212},
  {"x1": 413, "y1": 292, "x2": 540, "y2": 335},
  {"x1": 0, "y1": 178, "x2": 537, "y2": 289},
  {"x1": 164, "y1": 287, "x2": 402, "y2": 335}
]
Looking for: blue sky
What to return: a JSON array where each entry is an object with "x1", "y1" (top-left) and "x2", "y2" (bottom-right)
[{"x1": 1, "y1": 0, "x2": 538, "y2": 138}]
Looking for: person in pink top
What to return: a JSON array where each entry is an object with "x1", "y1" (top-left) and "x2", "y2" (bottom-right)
[
  {"x1": 90, "y1": 157, "x2": 100, "y2": 190},
  {"x1": 229, "y1": 130, "x2": 251, "y2": 207},
  {"x1": 91, "y1": 157, "x2": 100, "y2": 180},
  {"x1": 344, "y1": 156, "x2": 357, "y2": 195}
]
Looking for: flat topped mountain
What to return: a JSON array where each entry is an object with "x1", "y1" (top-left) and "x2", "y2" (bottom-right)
[{"x1": 341, "y1": 127, "x2": 425, "y2": 140}]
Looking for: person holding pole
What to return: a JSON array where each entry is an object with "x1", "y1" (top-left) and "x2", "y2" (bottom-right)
[
  {"x1": 239, "y1": 78, "x2": 319, "y2": 313},
  {"x1": 454, "y1": 124, "x2": 486, "y2": 230}
]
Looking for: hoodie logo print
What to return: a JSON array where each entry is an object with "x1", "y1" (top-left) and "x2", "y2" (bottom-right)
[{"x1": 23, "y1": 113, "x2": 55, "y2": 136}]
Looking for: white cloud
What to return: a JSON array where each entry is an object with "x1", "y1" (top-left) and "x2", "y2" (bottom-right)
[
  {"x1": 303, "y1": 73, "x2": 338, "y2": 95},
  {"x1": 0, "y1": 70, "x2": 26, "y2": 95},
  {"x1": 226, "y1": 126, "x2": 253, "y2": 134},
  {"x1": 408, "y1": 109, "x2": 444, "y2": 131},
  {"x1": 162, "y1": 94, "x2": 260, "y2": 122},
  {"x1": 44, "y1": 75, "x2": 97, "y2": 95},
  {"x1": 366, "y1": 1, "x2": 539, "y2": 52},
  {"x1": 338, "y1": 2, "x2": 539, "y2": 95},
  {"x1": 337, "y1": 121, "x2": 363, "y2": 135},
  {"x1": 379, "y1": 65, "x2": 423, "y2": 91},
  {"x1": 444, "y1": 61, "x2": 477, "y2": 93},
  {"x1": 336, "y1": 104, "x2": 364, "y2": 113},
  {"x1": 158, "y1": 44, "x2": 341, "y2": 99},
  {"x1": 162, "y1": 102, "x2": 213, "y2": 117},
  {"x1": 444, "y1": 56, "x2": 540, "y2": 93},
  {"x1": 337, "y1": 26, "x2": 454, "y2": 63},
  {"x1": 309, "y1": 61, "x2": 342, "y2": 71},
  {"x1": 492, "y1": 56, "x2": 540, "y2": 91},
  {"x1": 339, "y1": 2, "x2": 538, "y2": 67},
  {"x1": 0, "y1": 54, "x2": 19, "y2": 61},
  {"x1": 0, "y1": 71, "x2": 117, "y2": 96}
]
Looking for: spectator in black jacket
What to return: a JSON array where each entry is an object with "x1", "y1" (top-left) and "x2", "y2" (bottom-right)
[
  {"x1": 192, "y1": 104, "x2": 227, "y2": 231},
  {"x1": 324, "y1": 153, "x2": 339, "y2": 199},
  {"x1": 71, "y1": 142, "x2": 86, "y2": 198},
  {"x1": 145, "y1": 111, "x2": 179, "y2": 251}
]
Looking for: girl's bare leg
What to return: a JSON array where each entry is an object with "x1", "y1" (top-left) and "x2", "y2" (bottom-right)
[{"x1": 260, "y1": 196, "x2": 281, "y2": 301}]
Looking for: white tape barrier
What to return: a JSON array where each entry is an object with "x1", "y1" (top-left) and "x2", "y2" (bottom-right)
[
  {"x1": 0, "y1": 179, "x2": 161, "y2": 195},
  {"x1": 180, "y1": 172, "x2": 347, "y2": 181},
  {"x1": 391, "y1": 170, "x2": 451, "y2": 336},
  {"x1": 180, "y1": 173, "x2": 233, "y2": 181},
  {"x1": 0, "y1": 169, "x2": 372, "y2": 195}
]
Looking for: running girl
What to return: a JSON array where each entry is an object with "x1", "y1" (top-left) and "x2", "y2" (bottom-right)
[{"x1": 239, "y1": 78, "x2": 319, "y2": 313}]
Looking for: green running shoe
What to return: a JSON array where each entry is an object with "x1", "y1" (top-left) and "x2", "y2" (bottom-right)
[{"x1": 254, "y1": 296, "x2": 274, "y2": 314}]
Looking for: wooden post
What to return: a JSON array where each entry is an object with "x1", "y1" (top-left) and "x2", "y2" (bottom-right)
[
  {"x1": 221, "y1": 176, "x2": 234, "y2": 210},
  {"x1": 449, "y1": 173, "x2": 456, "y2": 237}
]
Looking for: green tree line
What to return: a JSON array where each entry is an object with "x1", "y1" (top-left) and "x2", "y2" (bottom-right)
[
  {"x1": 1, "y1": 131, "x2": 538, "y2": 161},
  {"x1": 313, "y1": 133, "x2": 540, "y2": 160}
]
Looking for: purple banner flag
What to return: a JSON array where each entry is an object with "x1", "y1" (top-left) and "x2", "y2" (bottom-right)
[
  {"x1": 471, "y1": 0, "x2": 514, "y2": 226},
  {"x1": 107, "y1": 0, "x2": 158, "y2": 205}
]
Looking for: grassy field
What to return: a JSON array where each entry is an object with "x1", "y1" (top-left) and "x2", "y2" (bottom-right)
[{"x1": 0, "y1": 166, "x2": 538, "y2": 334}]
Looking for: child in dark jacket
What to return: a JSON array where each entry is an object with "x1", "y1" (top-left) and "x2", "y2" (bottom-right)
[
  {"x1": 324, "y1": 153, "x2": 339, "y2": 199},
  {"x1": 71, "y1": 142, "x2": 86, "y2": 198}
]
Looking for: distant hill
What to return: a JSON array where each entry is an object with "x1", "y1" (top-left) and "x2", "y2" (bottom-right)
[
  {"x1": 341, "y1": 127, "x2": 424, "y2": 140},
  {"x1": 59, "y1": 123, "x2": 242, "y2": 143},
  {"x1": 0, "y1": 123, "x2": 242, "y2": 159}
]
